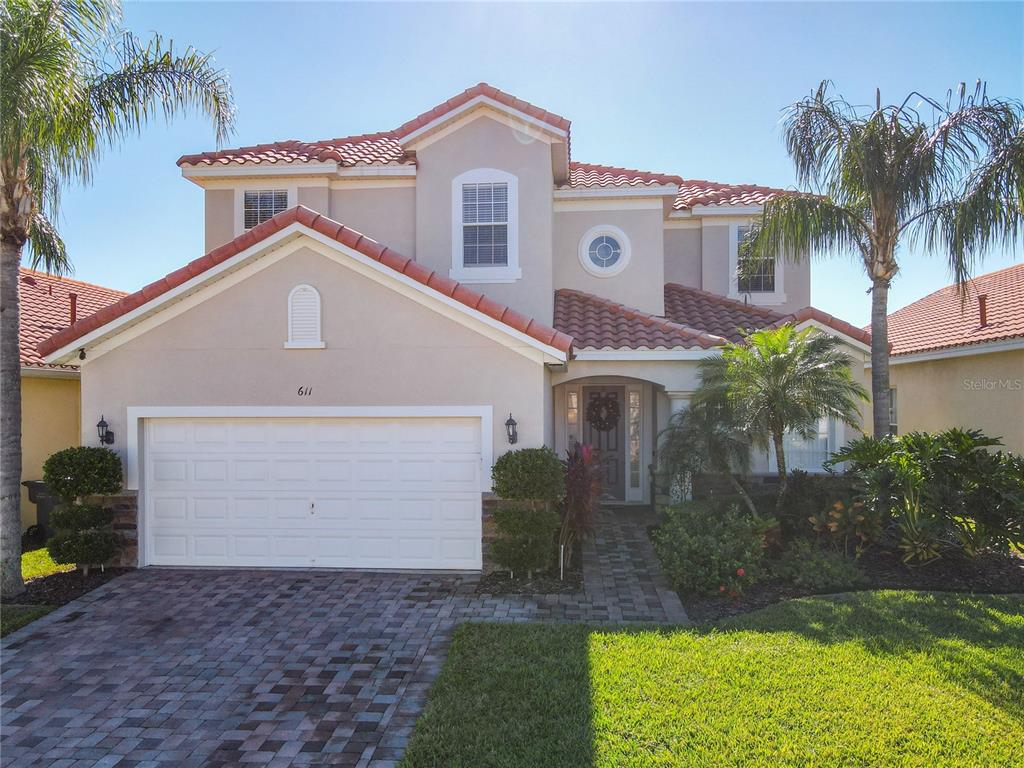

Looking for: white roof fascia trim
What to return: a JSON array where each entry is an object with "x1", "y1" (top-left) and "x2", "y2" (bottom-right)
[
  {"x1": 181, "y1": 161, "x2": 339, "y2": 180},
  {"x1": 335, "y1": 166, "x2": 417, "y2": 177},
  {"x1": 45, "y1": 223, "x2": 568, "y2": 366},
  {"x1": 574, "y1": 349, "x2": 719, "y2": 361},
  {"x1": 689, "y1": 204, "x2": 765, "y2": 216},
  {"x1": 792, "y1": 319, "x2": 871, "y2": 353},
  {"x1": 397, "y1": 94, "x2": 569, "y2": 143},
  {"x1": 20, "y1": 366, "x2": 80, "y2": 379},
  {"x1": 554, "y1": 185, "x2": 679, "y2": 200},
  {"x1": 877, "y1": 337, "x2": 1024, "y2": 366}
]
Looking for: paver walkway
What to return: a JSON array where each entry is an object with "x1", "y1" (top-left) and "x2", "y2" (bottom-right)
[{"x1": 1, "y1": 508, "x2": 685, "y2": 767}]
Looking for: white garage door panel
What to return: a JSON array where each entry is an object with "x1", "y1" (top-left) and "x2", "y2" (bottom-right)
[{"x1": 144, "y1": 417, "x2": 483, "y2": 569}]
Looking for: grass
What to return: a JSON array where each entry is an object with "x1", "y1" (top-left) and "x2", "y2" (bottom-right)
[
  {"x1": 1, "y1": 604, "x2": 54, "y2": 637},
  {"x1": 21, "y1": 547, "x2": 74, "y2": 580},
  {"x1": 400, "y1": 591, "x2": 1024, "y2": 768}
]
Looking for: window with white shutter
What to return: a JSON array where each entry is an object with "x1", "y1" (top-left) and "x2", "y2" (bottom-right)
[
  {"x1": 285, "y1": 284, "x2": 325, "y2": 349},
  {"x1": 244, "y1": 189, "x2": 289, "y2": 229}
]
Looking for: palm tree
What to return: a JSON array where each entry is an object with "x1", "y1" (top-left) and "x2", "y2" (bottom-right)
[
  {"x1": 743, "y1": 81, "x2": 1023, "y2": 438},
  {"x1": 693, "y1": 325, "x2": 868, "y2": 505},
  {"x1": 1, "y1": 0, "x2": 234, "y2": 597}
]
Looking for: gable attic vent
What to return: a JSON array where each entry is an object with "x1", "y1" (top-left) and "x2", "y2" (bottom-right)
[{"x1": 285, "y1": 284, "x2": 325, "y2": 349}]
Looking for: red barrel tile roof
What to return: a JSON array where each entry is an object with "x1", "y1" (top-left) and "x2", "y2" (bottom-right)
[
  {"x1": 554, "y1": 289, "x2": 724, "y2": 350},
  {"x1": 567, "y1": 162, "x2": 682, "y2": 188},
  {"x1": 178, "y1": 132, "x2": 412, "y2": 168},
  {"x1": 19, "y1": 268, "x2": 126, "y2": 370},
  {"x1": 885, "y1": 263, "x2": 1024, "y2": 356},
  {"x1": 673, "y1": 180, "x2": 787, "y2": 209},
  {"x1": 37, "y1": 207, "x2": 572, "y2": 360}
]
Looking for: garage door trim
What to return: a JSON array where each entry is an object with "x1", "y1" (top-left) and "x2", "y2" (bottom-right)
[{"x1": 125, "y1": 406, "x2": 494, "y2": 492}]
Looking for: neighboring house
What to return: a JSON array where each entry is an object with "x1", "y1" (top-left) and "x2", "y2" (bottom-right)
[
  {"x1": 881, "y1": 263, "x2": 1023, "y2": 453},
  {"x1": 18, "y1": 268, "x2": 125, "y2": 530},
  {"x1": 37, "y1": 83, "x2": 870, "y2": 570}
]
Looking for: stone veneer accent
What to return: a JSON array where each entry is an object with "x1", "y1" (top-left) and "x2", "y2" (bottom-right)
[{"x1": 86, "y1": 492, "x2": 138, "y2": 568}]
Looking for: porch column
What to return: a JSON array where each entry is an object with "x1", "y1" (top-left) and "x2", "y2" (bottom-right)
[{"x1": 666, "y1": 390, "x2": 693, "y2": 414}]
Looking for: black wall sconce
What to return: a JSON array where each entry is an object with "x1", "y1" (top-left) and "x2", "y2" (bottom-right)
[
  {"x1": 505, "y1": 413, "x2": 518, "y2": 445},
  {"x1": 96, "y1": 415, "x2": 115, "y2": 445}
]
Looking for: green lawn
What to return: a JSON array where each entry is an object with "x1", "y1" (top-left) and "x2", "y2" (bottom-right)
[
  {"x1": 1, "y1": 604, "x2": 54, "y2": 637},
  {"x1": 21, "y1": 547, "x2": 74, "y2": 580},
  {"x1": 400, "y1": 591, "x2": 1024, "y2": 768}
]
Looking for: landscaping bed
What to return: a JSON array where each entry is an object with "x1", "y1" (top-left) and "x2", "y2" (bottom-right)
[
  {"x1": 400, "y1": 591, "x2": 1024, "y2": 767},
  {"x1": 476, "y1": 567, "x2": 582, "y2": 595},
  {"x1": 685, "y1": 549, "x2": 1024, "y2": 622}
]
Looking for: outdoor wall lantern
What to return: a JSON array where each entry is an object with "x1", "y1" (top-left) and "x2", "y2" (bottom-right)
[
  {"x1": 505, "y1": 413, "x2": 518, "y2": 445},
  {"x1": 96, "y1": 416, "x2": 115, "y2": 445}
]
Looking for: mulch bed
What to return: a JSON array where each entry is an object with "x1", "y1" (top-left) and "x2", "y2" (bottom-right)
[
  {"x1": 2, "y1": 567, "x2": 130, "y2": 608},
  {"x1": 476, "y1": 568, "x2": 582, "y2": 595},
  {"x1": 683, "y1": 550, "x2": 1024, "y2": 623}
]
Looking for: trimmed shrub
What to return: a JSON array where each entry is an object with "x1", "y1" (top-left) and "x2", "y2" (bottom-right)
[
  {"x1": 768, "y1": 539, "x2": 866, "y2": 592},
  {"x1": 491, "y1": 447, "x2": 565, "y2": 503},
  {"x1": 48, "y1": 529, "x2": 118, "y2": 569},
  {"x1": 43, "y1": 447, "x2": 122, "y2": 501},
  {"x1": 491, "y1": 505, "x2": 560, "y2": 578},
  {"x1": 50, "y1": 504, "x2": 114, "y2": 531},
  {"x1": 652, "y1": 500, "x2": 769, "y2": 597}
]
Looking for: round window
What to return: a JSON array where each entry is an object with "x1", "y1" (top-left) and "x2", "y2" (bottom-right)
[
  {"x1": 588, "y1": 236, "x2": 622, "y2": 269},
  {"x1": 578, "y1": 225, "x2": 631, "y2": 277}
]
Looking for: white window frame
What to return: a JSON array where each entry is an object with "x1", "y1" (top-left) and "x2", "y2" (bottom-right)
[
  {"x1": 578, "y1": 224, "x2": 632, "y2": 278},
  {"x1": 234, "y1": 184, "x2": 297, "y2": 236},
  {"x1": 284, "y1": 284, "x2": 326, "y2": 349},
  {"x1": 450, "y1": 168, "x2": 520, "y2": 283},
  {"x1": 728, "y1": 222, "x2": 786, "y2": 306},
  {"x1": 625, "y1": 383, "x2": 644, "y2": 501}
]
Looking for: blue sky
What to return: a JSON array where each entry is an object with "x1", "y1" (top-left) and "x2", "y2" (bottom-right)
[{"x1": 54, "y1": 1, "x2": 1022, "y2": 326}]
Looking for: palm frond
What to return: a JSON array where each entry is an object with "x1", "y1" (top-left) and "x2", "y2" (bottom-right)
[{"x1": 25, "y1": 210, "x2": 70, "y2": 274}]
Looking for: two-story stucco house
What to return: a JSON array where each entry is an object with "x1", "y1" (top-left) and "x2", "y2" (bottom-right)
[{"x1": 38, "y1": 83, "x2": 871, "y2": 571}]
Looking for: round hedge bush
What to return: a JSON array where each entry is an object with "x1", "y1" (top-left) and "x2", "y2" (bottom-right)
[
  {"x1": 43, "y1": 447, "x2": 123, "y2": 501},
  {"x1": 50, "y1": 504, "x2": 114, "y2": 531},
  {"x1": 491, "y1": 447, "x2": 565, "y2": 503},
  {"x1": 48, "y1": 529, "x2": 119, "y2": 568}
]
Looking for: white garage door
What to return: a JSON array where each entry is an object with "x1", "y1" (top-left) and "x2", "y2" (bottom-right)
[{"x1": 143, "y1": 416, "x2": 483, "y2": 569}]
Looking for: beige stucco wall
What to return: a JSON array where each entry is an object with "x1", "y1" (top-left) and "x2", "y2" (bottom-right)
[
  {"x1": 553, "y1": 207, "x2": 666, "y2": 315},
  {"x1": 79, "y1": 243, "x2": 550, "y2": 468},
  {"x1": 297, "y1": 185, "x2": 329, "y2": 216},
  {"x1": 664, "y1": 227, "x2": 702, "y2": 288},
  {"x1": 887, "y1": 349, "x2": 1024, "y2": 454},
  {"x1": 330, "y1": 185, "x2": 416, "y2": 258},
  {"x1": 20, "y1": 374, "x2": 81, "y2": 530},
  {"x1": 204, "y1": 189, "x2": 235, "y2": 252},
  {"x1": 413, "y1": 115, "x2": 554, "y2": 324}
]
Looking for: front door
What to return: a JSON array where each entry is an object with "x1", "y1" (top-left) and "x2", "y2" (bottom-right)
[{"x1": 582, "y1": 387, "x2": 625, "y2": 500}]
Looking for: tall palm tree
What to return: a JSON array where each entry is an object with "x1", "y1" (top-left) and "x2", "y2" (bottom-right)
[
  {"x1": 1, "y1": 0, "x2": 234, "y2": 597},
  {"x1": 744, "y1": 81, "x2": 1023, "y2": 437},
  {"x1": 693, "y1": 325, "x2": 868, "y2": 505}
]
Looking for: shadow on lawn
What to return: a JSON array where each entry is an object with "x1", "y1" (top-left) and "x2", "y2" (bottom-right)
[{"x1": 713, "y1": 590, "x2": 1024, "y2": 722}]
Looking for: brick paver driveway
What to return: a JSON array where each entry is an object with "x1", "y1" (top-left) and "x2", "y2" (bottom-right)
[{"x1": 2, "y1": 509, "x2": 685, "y2": 767}]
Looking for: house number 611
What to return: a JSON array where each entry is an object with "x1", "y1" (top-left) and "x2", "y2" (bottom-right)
[{"x1": 297, "y1": 386, "x2": 313, "y2": 397}]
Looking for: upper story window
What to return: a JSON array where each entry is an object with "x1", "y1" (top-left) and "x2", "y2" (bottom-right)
[
  {"x1": 578, "y1": 225, "x2": 632, "y2": 277},
  {"x1": 451, "y1": 169, "x2": 520, "y2": 283},
  {"x1": 244, "y1": 189, "x2": 289, "y2": 229},
  {"x1": 730, "y1": 223, "x2": 786, "y2": 305},
  {"x1": 284, "y1": 284, "x2": 325, "y2": 349}
]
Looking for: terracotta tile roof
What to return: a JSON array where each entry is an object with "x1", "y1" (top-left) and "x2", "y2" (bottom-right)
[
  {"x1": 673, "y1": 180, "x2": 787, "y2": 210},
  {"x1": 663, "y1": 283, "x2": 872, "y2": 346},
  {"x1": 394, "y1": 82, "x2": 570, "y2": 138},
  {"x1": 19, "y1": 268, "x2": 126, "y2": 370},
  {"x1": 885, "y1": 263, "x2": 1024, "y2": 356},
  {"x1": 566, "y1": 162, "x2": 682, "y2": 189},
  {"x1": 37, "y1": 207, "x2": 572, "y2": 360},
  {"x1": 663, "y1": 283, "x2": 782, "y2": 342},
  {"x1": 178, "y1": 132, "x2": 412, "y2": 168},
  {"x1": 554, "y1": 289, "x2": 724, "y2": 350}
]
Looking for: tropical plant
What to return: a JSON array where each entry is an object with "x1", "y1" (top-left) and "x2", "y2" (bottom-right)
[
  {"x1": 491, "y1": 447, "x2": 565, "y2": 504},
  {"x1": 655, "y1": 399, "x2": 757, "y2": 514},
  {"x1": 558, "y1": 442, "x2": 601, "y2": 576},
  {"x1": 693, "y1": 325, "x2": 869, "y2": 505},
  {"x1": 652, "y1": 499, "x2": 769, "y2": 597},
  {"x1": 0, "y1": 0, "x2": 234, "y2": 596},
  {"x1": 742, "y1": 81, "x2": 1024, "y2": 438},
  {"x1": 768, "y1": 539, "x2": 866, "y2": 592}
]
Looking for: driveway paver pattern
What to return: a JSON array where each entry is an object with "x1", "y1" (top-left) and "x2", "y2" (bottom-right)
[{"x1": 2, "y1": 509, "x2": 686, "y2": 767}]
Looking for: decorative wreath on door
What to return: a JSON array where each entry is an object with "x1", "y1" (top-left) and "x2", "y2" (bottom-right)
[{"x1": 586, "y1": 395, "x2": 621, "y2": 432}]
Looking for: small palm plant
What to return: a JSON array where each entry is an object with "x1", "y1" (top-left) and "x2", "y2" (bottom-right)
[
  {"x1": 743, "y1": 81, "x2": 1023, "y2": 438},
  {"x1": 1, "y1": 0, "x2": 235, "y2": 597},
  {"x1": 693, "y1": 325, "x2": 869, "y2": 507}
]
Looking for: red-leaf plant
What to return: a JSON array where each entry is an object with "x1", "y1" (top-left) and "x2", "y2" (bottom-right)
[{"x1": 559, "y1": 442, "x2": 603, "y2": 577}]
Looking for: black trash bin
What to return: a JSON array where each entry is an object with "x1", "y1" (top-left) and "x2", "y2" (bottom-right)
[{"x1": 22, "y1": 480, "x2": 58, "y2": 545}]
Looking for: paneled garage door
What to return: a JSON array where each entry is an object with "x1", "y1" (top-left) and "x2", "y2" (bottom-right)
[{"x1": 143, "y1": 416, "x2": 483, "y2": 569}]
